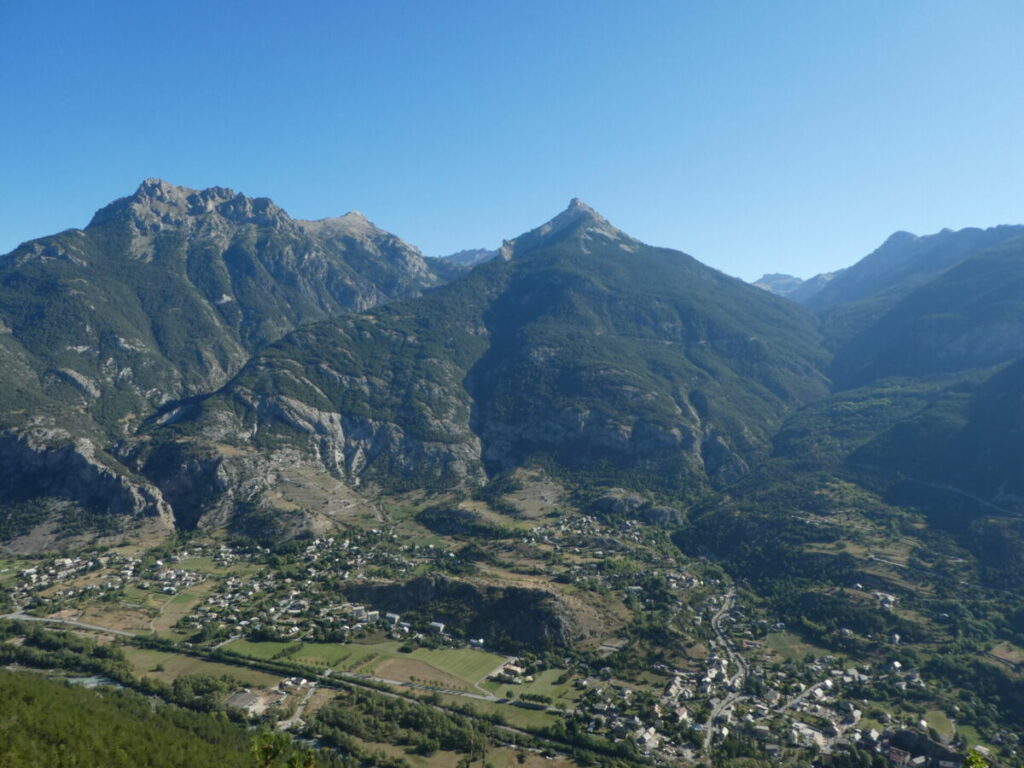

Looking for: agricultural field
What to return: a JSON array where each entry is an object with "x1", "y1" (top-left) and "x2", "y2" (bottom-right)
[
  {"x1": 150, "y1": 586, "x2": 214, "y2": 637},
  {"x1": 989, "y1": 641, "x2": 1024, "y2": 666},
  {"x1": 924, "y1": 709, "x2": 954, "y2": 741},
  {"x1": 224, "y1": 638, "x2": 507, "y2": 688},
  {"x1": 345, "y1": 737, "x2": 572, "y2": 768},
  {"x1": 401, "y1": 647, "x2": 505, "y2": 684},
  {"x1": 0, "y1": 559, "x2": 22, "y2": 589},
  {"x1": 74, "y1": 603, "x2": 152, "y2": 633},
  {"x1": 955, "y1": 724, "x2": 992, "y2": 751},
  {"x1": 373, "y1": 656, "x2": 468, "y2": 689},
  {"x1": 122, "y1": 647, "x2": 281, "y2": 687},
  {"x1": 173, "y1": 556, "x2": 262, "y2": 578},
  {"x1": 225, "y1": 638, "x2": 394, "y2": 670},
  {"x1": 423, "y1": 691, "x2": 559, "y2": 730},
  {"x1": 763, "y1": 631, "x2": 830, "y2": 662}
]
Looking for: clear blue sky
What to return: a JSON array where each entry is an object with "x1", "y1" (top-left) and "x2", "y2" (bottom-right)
[{"x1": 2, "y1": 1, "x2": 1023, "y2": 280}]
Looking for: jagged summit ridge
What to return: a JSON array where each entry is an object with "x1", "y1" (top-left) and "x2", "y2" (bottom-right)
[
  {"x1": 76, "y1": 180, "x2": 437, "y2": 283},
  {"x1": 91, "y1": 179, "x2": 413, "y2": 249},
  {"x1": 89, "y1": 178, "x2": 289, "y2": 233}
]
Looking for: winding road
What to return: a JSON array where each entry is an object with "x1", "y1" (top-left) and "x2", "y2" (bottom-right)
[{"x1": 702, "y1": 590, "x2": 748, "y2": 753}]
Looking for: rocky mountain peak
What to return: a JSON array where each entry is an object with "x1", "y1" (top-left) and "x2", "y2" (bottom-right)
[
  {"x1": 566, "y1": 196, "x2": 596, "y2": 214},
  {"x1": 753, "y1": 273, "x2": 805, "y2": 297},
  {"x1": 434, "y1": 248, "x2": 500, "y2": 267},
  {"x1": 548, "y1": 197, "x2": 610, "y2": 230},
  {"x1": 500, "y1": 198, "x2": 638, "y2": 260},
  {"x1": 88, "y1": 179, "x2": 290, "y2": 234},
  {"x1": 135, "y1": 177, "x2": 197, "y2": 201}
]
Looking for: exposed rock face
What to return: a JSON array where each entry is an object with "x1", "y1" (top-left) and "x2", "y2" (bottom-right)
[
  {"x1": 157, "y1": 305, "x2": 493, "y2": 495},
  {"x1": 87, "y1": 180, "x2": 437, "y2": 293},
  {"x1": 499, "y1": 197, "x2": 640, "y2": 259},
  {"x1": 235, "y1": 393, "x2": 484, "y2": 485},
  {"x1": 0, "y1": 427, "x2": 174, "y2": 529},
  {"x1": 591, "y1": 489, "x2": 684, "y2": 525},
  {"x1": 343, "y1": 575, "x2": 584, "y2": 650},
  {"x1": 123, "y1": 439, "x2": 268, "y2": 530}
]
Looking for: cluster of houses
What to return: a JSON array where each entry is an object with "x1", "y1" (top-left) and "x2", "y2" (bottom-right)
[
  {"x1": 562, "y1": 588, "x2": 985, "y2": 768},
  {"x1": 147, "y1": 564, "x2": 204, "y2": 595},
  {"x1": 1, "y1": 508, "x2": 1010, "y2": 767},
  {"x1": 490, "y1": 660, "x2": 533, "y2": 685},
  {"x1": 569, "y1": 655, "x2": 974, "y2": 767},
  {"x1": 16, "y1": 555, "x2": 114, "y2": 591},
  {"x1": 9, "y1": 547, "x2": 242, "y2": 610},
  {"x1": 10, "y1": 553, "x2": 151, "y2": 606}
]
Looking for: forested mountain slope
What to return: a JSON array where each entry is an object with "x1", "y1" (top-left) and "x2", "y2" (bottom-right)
[{"x1": 146, "y1": 199, "x2": 829, "y2": 526}]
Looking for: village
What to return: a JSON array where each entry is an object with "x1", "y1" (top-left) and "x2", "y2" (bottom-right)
[{"x1": 0, "y1": 504, "x2": 1014, "y2": 768}]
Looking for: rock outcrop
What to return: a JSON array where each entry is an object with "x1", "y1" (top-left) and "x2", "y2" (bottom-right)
[
  {"x1": 0, "y1": 426, "x2": 174, "y2": 529},
  {"x1": 343, "y1": 575, "x2": 584, "y2": 650}
]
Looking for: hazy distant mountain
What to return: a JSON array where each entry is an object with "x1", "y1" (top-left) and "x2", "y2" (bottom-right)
[
  {"x1": 753, "y1": 270, "x2": 844, "y2": 303},
  {"x1": 434, "y1": 248, "x2": 499, "y2": 267},
  {"x1": 755, "y1": 225, "x2": 1024, "y2": 321},
  {"x1": 425, "y1": 248, "x2": 500, "y2": 282},
  {"x1": 752, "y1": 273, "x2": 803, "y2": 296},
  {"x1": 806, "y1": 225, "x2": 1024, "y2": 311},
  {"x1": 830, "y1": 234, "x2": 1024, "y2": 386}
]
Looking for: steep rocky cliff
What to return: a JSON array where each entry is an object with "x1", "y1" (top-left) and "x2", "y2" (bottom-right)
[{"x1": 0, "y1": 425, "x2": 175, "y2": 546}]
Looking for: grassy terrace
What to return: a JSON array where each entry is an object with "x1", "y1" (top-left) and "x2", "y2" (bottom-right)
[
  {"x1": 763, "y1": 631, "x2": 831, "y2": 662},
  {"x1": 150, "y1": 588, "x2": 211, "y2": 637},
  {"x1": 924, "y1": 709, "x2": 954, "y2": 741},
  {"x1": 424, "y1": 691, "x2": 560, "y2": 730},
  {"x1": 172, "y1": 556, "x2": 263, "y2": 577},
  {"x1": 119, "y1": 640, "x2": 566, "y2": 742},
  {"x1": 349, "y1": 739, "x2": 573, "y2": 768},
  {"x1": 480, "y1": 668, "x2": 581, "y2": 706}
]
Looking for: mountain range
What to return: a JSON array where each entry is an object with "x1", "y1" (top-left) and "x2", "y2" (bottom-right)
[{"x1": 3, "y1": 182, "x2": 1024, "y2": 593}]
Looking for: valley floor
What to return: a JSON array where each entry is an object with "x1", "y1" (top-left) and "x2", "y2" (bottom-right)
[{"x1": 1, "y1": 471, "x2": 1019, "y2": 768}]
